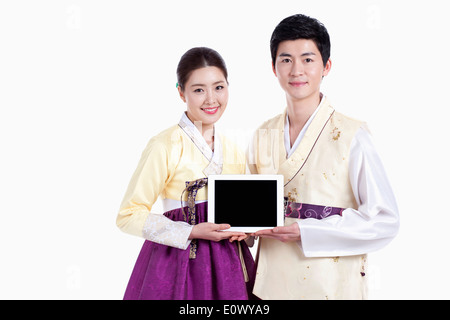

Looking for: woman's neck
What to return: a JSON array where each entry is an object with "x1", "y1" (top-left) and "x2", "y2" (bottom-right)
[{"x1": 195, "y1": 122, "x2": 214, "y2": 151}]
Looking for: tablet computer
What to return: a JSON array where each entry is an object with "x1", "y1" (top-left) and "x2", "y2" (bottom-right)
[{"x1": 207, "y1": 174, "x2": 284, "y2": 232}]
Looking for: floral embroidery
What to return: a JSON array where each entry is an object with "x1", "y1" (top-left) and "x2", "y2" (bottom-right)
[
  {"x1": 284, "y1": 198, "x2": 344, "y2": 220},
  {"x1": 142, "y1": 214, "x2": 193, "y2": 250},
  {"x1": 331, "y1": 127, "x2": 341, "y2": 141}
]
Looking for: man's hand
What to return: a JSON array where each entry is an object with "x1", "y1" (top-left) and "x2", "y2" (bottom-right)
[{"x1": 252, "y1": 223, "x2": 301, "y2": 242}]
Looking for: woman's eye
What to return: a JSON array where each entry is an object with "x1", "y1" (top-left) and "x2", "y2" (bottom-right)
[
  {"x1": 194, "y1": 88, "x2": 203, "y2": 93},
  {"x1": 305, "y1": 58, "x2": 313, "y2": 63},
  {"x1": 216, "y1": 86, "x2": 224, "y2": 90}
]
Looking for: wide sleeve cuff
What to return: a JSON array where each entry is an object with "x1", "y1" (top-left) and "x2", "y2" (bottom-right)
[{"x1": 142, "y1": 213, "x2": 194, "y2": 250}]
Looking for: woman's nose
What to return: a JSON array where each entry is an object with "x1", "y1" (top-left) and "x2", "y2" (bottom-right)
[{"x1": 205, "y1": 90, "x2": 217, "y2": 105}]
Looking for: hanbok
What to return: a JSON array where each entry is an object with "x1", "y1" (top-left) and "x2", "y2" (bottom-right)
[
  {"x1": 117, "y1": 113, "x2": 255, "y2": 300},
  {"x1": 248, "y1": 96, "x2": 399, "y2": 299}
]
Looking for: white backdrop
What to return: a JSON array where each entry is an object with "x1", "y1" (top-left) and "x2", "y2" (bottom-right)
[{"x1": 1, "y1": 0, "x2": 449, "y2": 299}]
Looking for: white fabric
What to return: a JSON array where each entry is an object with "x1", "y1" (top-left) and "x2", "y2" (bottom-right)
[
  {"x1": 178, "y1": 112, "x2": 223, "y2": 176},
  {"x1": 283, "y1": 117, "x2": 399, "y2": 257},
  {"x1": 142, "y1": 214, "x2": 193, "y2": 250},
  {"x1": 284, "y1": 98, "x2": 322, "y2": 158},
  {"x1": 162, "y1": 199, "x2": 207, "y2": 213}
]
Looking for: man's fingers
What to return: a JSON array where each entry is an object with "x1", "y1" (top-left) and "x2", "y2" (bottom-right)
[
  {"x1": 253, "y1": 224, "x2": 301, "y2": 242},
  {"x1": 254, "y1": 228, "x2": 275, "y2": 236}
]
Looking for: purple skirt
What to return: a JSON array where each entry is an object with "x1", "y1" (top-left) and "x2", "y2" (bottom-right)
[{"x1": 123, "y1": 202, "x2": 255, "y2": 300}]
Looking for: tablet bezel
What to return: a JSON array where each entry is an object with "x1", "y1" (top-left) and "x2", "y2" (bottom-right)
[{"x1": 207, "y1": 174, "x2": 284, "y2": 232}]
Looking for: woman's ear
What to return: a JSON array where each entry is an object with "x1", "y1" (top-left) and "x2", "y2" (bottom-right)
[{"x1": 178, "y1": 85, "x2": 186, "y2": 103}]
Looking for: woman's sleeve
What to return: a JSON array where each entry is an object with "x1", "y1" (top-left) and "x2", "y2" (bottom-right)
[
  {"x1": 298, "y1": 127, "x2": 400, "y2": 257},
  {"x1": 116, "y1": 137, "x2": 193, "y2": 250}
]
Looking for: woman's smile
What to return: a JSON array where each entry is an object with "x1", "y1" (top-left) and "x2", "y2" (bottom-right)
[{"x1": 201, "y1": 106, "x2": 220, "y2": 114}]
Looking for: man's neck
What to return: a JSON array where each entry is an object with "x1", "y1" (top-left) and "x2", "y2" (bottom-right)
[{"x1": 286, "y1": 92, "x2": 322, "y2": 133}]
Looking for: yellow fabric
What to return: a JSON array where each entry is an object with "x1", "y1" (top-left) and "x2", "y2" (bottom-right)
[
  {"x1": 116, "y1": 124, "x2": 245, "y2": 238},
  {"x1": 249, "y1": 98, "x2": 368, "y2": 299}
]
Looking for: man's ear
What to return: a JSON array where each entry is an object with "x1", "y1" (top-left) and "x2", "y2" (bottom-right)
[
  {"x1": 178, "y1": 86, "x2": 186, "y2": 103},
  {"x1": 272, "y1": 61, "x2": 277, "y2": 77},
  {"x1": 323, "y1": 59, "x2": 332, "y2": 77}
]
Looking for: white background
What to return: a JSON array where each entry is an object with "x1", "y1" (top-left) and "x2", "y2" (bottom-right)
[{"x1": 1, "y1": 0, "x2": 449, "y2": 299}]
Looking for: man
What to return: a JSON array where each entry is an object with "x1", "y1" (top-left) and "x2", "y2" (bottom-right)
[{"x1": 247, "y1": 14, "x2": 399, "y2": 300}]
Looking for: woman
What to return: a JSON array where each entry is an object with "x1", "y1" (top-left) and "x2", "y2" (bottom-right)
[{"x1": 116, "y1": 47, "x2": 255, "y2": 300}]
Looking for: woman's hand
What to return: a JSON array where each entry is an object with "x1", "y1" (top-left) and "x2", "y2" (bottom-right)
[
  {"x1": 229, "y1": 234, "x2": 251, "y2": 242},
  {"x1": 189, "y1": 222, "x2": 246, "y2": 242}
]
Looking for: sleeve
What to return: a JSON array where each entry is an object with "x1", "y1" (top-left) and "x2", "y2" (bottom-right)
[
  {"x1": 298, "y1": 127, "x2": 400, "y2": 257},
  {"x1": 245, "y1": 129, "x2": 259, "y2": 174},
  {"x1": 116, "y1": 137, "x2": 193, "y2": 250}
]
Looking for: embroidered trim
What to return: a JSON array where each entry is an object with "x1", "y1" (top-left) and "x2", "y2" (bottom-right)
[
  {"x1": 284, "y1": 198, "x2": 344, "y2": 220},
  {"x1": 178, "y1": 113, "x2": 223, "y2": 177},
  {"x1": 142, "y1": 214, "x2": 193, "y2": 250},
  {"x1": 180, "y1": 178, "x2": 208, "y2": 259}
]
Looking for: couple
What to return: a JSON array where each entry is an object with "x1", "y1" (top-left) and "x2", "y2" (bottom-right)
[{"x1": 116, "y1": 14, "x2": 399, "y2": 300}]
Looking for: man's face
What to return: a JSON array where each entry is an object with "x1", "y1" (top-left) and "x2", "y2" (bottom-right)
[{"x1": 273, "y1": 39, "x2": 331, "y2": 104}]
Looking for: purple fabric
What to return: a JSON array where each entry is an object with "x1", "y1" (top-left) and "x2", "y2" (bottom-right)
[
  {"x1": 123, "y1": 202, "x2": 255, "y2": 300},
  {"x1": 285, "y1": 200, "x2": 344, "y2": 220}
]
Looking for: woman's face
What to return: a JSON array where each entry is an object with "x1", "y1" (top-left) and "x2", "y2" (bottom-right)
[{"x1": 178, "y1": 66, "x2": 228, "y2": 129}]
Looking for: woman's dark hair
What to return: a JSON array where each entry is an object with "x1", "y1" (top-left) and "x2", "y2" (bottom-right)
[
  {"x1": 176, "y1": 47, "x2": 228, "y2": 91},
  {"x1": 270, "y1": 14, "x2": 331, "y2": 67}
]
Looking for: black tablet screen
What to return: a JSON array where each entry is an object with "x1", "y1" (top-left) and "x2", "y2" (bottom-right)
[{"x1": 213, "y1": 180, "x2": 278, "y2": 227}]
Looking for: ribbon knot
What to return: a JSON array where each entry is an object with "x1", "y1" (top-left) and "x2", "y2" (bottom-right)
[{"x1": 180, "y1": 178, "x2": 208, "y2": 259}]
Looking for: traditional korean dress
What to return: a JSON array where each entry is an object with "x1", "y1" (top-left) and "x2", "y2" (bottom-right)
[
  {"x1": 117, "y1": 113, "x2": 255, "y2": 300},
  {"x1": 248, "y1": 95, "x2": 399, "y2": 299}
]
